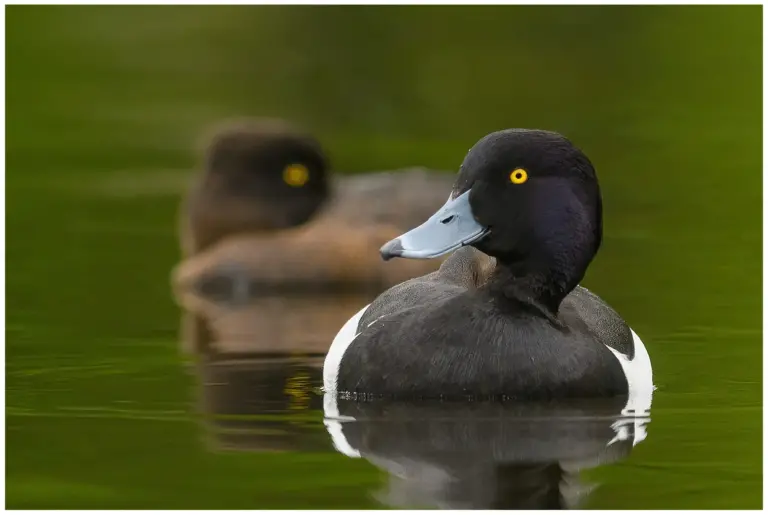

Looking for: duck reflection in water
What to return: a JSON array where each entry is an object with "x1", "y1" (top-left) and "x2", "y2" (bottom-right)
[
  {"x1": 193, "y1": 356, "x2": 329, "y2": 453},
  {"x1": 324, "y1": 396, "x2": 651, "y2": 509}
]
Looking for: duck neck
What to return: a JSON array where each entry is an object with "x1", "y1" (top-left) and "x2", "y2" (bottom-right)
[
  {"x1": 483, "y1": 186, "x2": 601, "y2": 320},
  {"x1": 485, "y1": 246, "x2": 591, "y2": 322},
  {"x1": 485, "y1": 267, "x2": 567, "y2": 321}
]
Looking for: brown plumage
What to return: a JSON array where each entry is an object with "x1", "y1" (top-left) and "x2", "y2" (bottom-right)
[
  {"x1": 179, "y1": 118, "x2": 331, "y2": 255},
  {"x1": 174, "y1": 118, "x2": 457, "y2": 357}
]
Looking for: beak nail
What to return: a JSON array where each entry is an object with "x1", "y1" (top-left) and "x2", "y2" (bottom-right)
[{"x1": 380, "y1": 239, "x2": 404, "y2": 261}]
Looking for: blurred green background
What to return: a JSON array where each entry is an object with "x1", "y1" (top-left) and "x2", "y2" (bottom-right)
[{"x1": 6, "y1": 5, "x2": 762, "y2": 509}]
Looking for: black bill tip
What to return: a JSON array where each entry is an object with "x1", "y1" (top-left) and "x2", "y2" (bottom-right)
[{"x1": 380, "y1": 239, "x2": 404, "y2": 261}]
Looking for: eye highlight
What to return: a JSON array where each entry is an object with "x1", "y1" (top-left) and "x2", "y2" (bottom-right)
[
  {"x1": 509, "y1": 168, "x2": 528, "y2": 184},
  {"x1": 283, "y1": 164, "x2": 310, "y2": 187}
]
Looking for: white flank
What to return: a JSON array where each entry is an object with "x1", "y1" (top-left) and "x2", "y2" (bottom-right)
[
  {"x1": 605, "y1": 328, "x2": 654, "y2": 446},
  {"x1": 323, "y1": 303, "x2": 370, "y2": 393}
]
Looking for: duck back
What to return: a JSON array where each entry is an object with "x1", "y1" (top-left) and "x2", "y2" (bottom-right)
[
  {"x1": 331, "y1": 168, "x2": 456, "y2": 229},
  {"x1": 336, "y1": 250, "x2": 628, "y2": 399}
]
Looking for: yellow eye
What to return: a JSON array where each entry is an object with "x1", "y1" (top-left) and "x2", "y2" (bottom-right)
[
  {"x1": 510, "y1": 168, "x2": 528, "y2": 184},
  {"x1": 283, "y1": 164, "x2": 309, "y2": 187}
]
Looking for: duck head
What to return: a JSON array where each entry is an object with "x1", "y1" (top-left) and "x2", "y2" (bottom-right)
[
  {"x1": 202, "y1": 119, "x2": 330, "y2": 229},
  {"x1": 380, "y1": 129, "x2": 602, "y2": 310}
]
